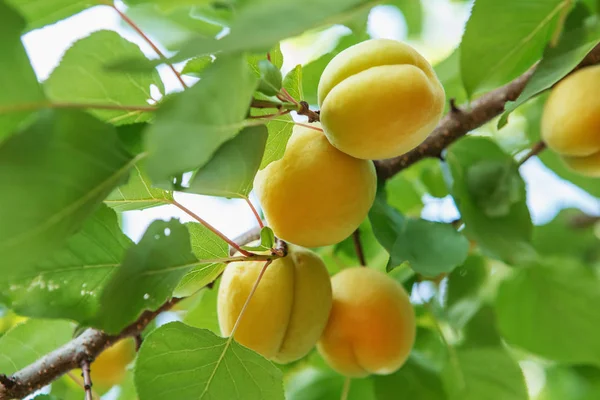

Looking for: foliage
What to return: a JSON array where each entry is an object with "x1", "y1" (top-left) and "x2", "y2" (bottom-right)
[{"x1": 0, "y1": 0, "x2": 599, "y2": 399}]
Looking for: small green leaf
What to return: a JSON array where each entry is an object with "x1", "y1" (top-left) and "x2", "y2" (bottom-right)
[
  {"x1": 370, "y1": 195, "x2": 469, "y2": 276},
  {"x1": 95, "y1": 219, "x2": 198, "y2": 334},
  {"x1": 0, "y1": 1, "x2": 45, "y2": 141},
  {"x1": 1, "y1": 205, "x2": 131, "y2": 324},
  {"x1": 282, "y1": 65, "x2": 303, "y2": 103},
  {"x1": 185, "y1": 125, "x2": 268, "y2": 199},
  {"x1": 259, "y1": 113, "x2": 294, "y2": 169},
  {"x1": 0, "y1": 319, "x2": 73, "y2": 374},
  {"x1": 386, "y1": 174, "x2": 423, "y2": 215},
  {"x1": 460, "y1": 0, "x2": 567, "y2": 96},
  {"x1": 499, "y1": 15, "x2": 600, "y2": 128},
  {"x1": 248, "y1": 45, "x2": 285, "y2": 73},
  {"x1": 442, "y1": 347, "x2": 528, "y2": 400},
  {"x1": 181, "y1": 55, "x2": 213, "y2": 77},
  {"x1": 497, "y1": 257, "x2": 600, "y2": 365},
  {"x1": 45, "y1": 30, "x2": 164, "y2": 125},
  {"x1": 173, "y1": 222, "x2": 229, "y2": 297},
  {"x1": 134, "y1": 322, "x2": 285, "y2": 400},
  {"x1": 0, "y1": 110, "x2": 136, "y2": 275},
  {"x1": 446, "y1": 255, "x2": 488, "y2": 308},
  {"x1": 466, "y1": 160, "x2": 523, "y2": 218},
  {"x1": 105, "y1": 164, "x2": 173, "y2": 211},
  {"x1": 145, "y1": 54, "x2": 258, "y2": 186},
  {"x1": 445, "y1": 137, "x2": 533, "y2": 263},
  {"x1": 257, "y1": 60, "x2": 283, "y2": 97},
  {"x1": 260, "y1": 226, "x2": 276, "y2": 248}
]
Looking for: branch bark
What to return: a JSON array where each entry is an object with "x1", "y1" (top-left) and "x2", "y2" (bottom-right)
[
  {"x1": 2, "y1": 43, "x2": 600, "y2": 400},
  {"x1": 374, "y1": 43, "x2": 600, "y2": 180}
]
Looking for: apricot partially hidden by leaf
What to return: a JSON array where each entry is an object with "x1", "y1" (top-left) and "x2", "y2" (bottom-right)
[
  {"x1": 318, "y1": 39, "x2": 445, "y2": 160},
  {"x1": 218, "y1": 243, "x2": 332, "y2": 363},
  {"x1": 541, "y1": 65, "x2": 600, "y2": 177},
  {"x1": 91, "y1": 338, "x2": 136, "y2": 389},
  {"x1": 317, "y1": 267, "x2": 416, "y2": 377},
  {"x1": 254, "y1": 124, "x2": 376, "y2": 248}
]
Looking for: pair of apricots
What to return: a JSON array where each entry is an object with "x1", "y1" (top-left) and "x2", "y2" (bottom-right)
[{"x1": 218, "y1": 39, "x2": 437, "y2": 377}]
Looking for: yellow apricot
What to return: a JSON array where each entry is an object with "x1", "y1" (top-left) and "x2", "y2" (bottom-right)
[
  {"x1": 541, "y1": 65, "x2": 600, "y2": 176},
  {"x1": 317, "y1": 267, "x2": 415, "y2": 377},
  {"x1": 318, "y1": 39, "x2": 445, "y2": 160},
  {"x1": 91, "y1": 338, "x2": 136, "y2": 388},
  {"x1": 217, "y1": 243, "x2": 332, "y2": 363},
  {"x1": 254, "y1": 124, "x2": 376, "y2": 248}
]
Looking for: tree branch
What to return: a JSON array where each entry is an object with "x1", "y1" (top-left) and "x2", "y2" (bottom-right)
[{"x1": 374, "y1": 43, "x2": 600, "y2": 180}]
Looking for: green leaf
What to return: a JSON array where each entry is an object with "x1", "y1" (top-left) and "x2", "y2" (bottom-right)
[
  {"x1": 183, "y1": 284, "x2": 220, "y2": 334},
  {"x1": 460, "y1": 0, "x2": 567, "y2": 96},
  {"x1": 286, "y1": 367, "x2": 375, "y2": 400},
  {"x1": 104, "y1": 164, "x2": 173, "y2": 211},
  {"x1": 173, "y1": 222, "x2": 229, "y2": 297},
  {"x1": 241, "y1": 226, "x2": 276, "y2": 251},
  {"x1": 460, "y1": 306, "x2": 503, "y2": 348},
  {"x1": 123, "y1": 0, "x2": 213, "y2": 9},
  {"x1": 248, "y1": 45, "x2": 285, "y2": 74},
  {"x1": 257, "y1": 60, "x2": 283, "y2": 97},
  {"x1": 445, "y1": 137, "x2": 533, "y2": 263},
  {"x1": 442, "y1": 347, "x2": 528, "y2": 400},
  {"x1": 0, "y1": 1, "x2": 45, "y2": 141},
  {"x1": 385, "y1": 174, "x2": 423, "y2": 215},
  {"x1": 499, "y1": 15, "x2": 600, "y2": 128},
  {"x1": 497, "y1": 257, "x2": 600, "y2": 365},
  {"x1": 33, "y1": 395, "x2": 61, "y2": 400},
  {"x1": 156, "y1": 0, "x2": 376, "y2": 64},
  {"x1": 45, "y1": 30, "x2": 163, "y2": 125},
  {"x1": 134, "y1": 322, "x2": 285, "y2": 400},
  {"x1": 5, "y1": 0, "x2": 91, "y2": 31},
  {"x1": 446, "y1": 255, "x2": 488, "y2": 308},
  {"x1": 523, "y1": 96, "x2": 600, "y2": 197},
  {"x1": 282, "y1": 65, "x2": 303, "y2": 103},
  {"x1": 95, "y1": 219, "x2": 198, "y2": 334},
  {"x1": 181, "y1": 55, "x2": 213, "y2": 77},
  {"x1": 145, "y1": 54, "x2": 258, "y2": 186},
  {"x1": 0, "y1": 319, "x2": 73, "y2": 374},
  {"x1": 185, "y1": 125, "x2": 268, "y2": 198},
  {"x1": 1, "y1": 205, "x2": 131, "y2": 324},
  {"x1": 388, "y1": 0, "x2": 423, "y2": 37},
  {"x1": 538, "y1": 365, "x2": 600, "y2": 400},
  {"x1": 259, "y1": 113, "x2": 294, "y2": 169},
  {"x1": 369, "y1": 196, "x2": 469, "y2": 276},
  {"x1": 433, "y1": 49, "x2": 467, "y2": 113},
  {"x1": 466, "y1": 160, "x2": 523, "y2": 218},
  {"x1": 532, "y1": 208, "x2": 600, "y2": 263},
  {"x1": 373, "y1": 357, "x2": 447, "y2": 400},
  {"x1": 0, "y1": 110, "x2": 136, "y2": 275}
]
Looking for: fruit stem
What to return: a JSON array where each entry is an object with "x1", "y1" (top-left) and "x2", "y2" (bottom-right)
[
  {"x1": 107, "y1": 2, "x2": 188, "y2": 90},
  {"x1": 294, "y1": 122, "x2": 323, "y2": 132},
  {"x1": 171, "y1": 199, "x2": 254, "y2": 257},
  {"x1": 352, "y1": 229, "x2": 367, "y2": 266},
  {"x1": 229, "y1": 260, "x2": 273, "y2": 337},
  {"x1": 244, "y1": 198, "x2": 264, "y2": 228},
  {"x1": 517, "y1": 141, "x2": 546, "y2": 167},
  {"x1": 340, "y1": 377, "x2": 351, "y2": 400}
]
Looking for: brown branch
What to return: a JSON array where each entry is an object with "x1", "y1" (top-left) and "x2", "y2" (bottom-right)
[
  {"x1": 352, "y1": 229, "x2": 366, "y2": 266},
  {"x1": 517, "y1": 141, "x2": 547, "y2": 166},
  {"x1": 80, "y1": 360, "x2": 93, "y2": 400},
  {"x1": 374, "y1": 43, "x2": 600, "y2": 180}
]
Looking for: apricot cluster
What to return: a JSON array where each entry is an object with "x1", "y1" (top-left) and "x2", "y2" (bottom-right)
[
  {"x1": 542, "y1": 65, "x2": 600, "y2": 177},
  {"x1": 255, "y1": 39, "x2": 444, "y2": 248}
]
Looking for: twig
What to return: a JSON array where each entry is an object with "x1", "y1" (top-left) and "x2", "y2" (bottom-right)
[
  {"x1": 171, "y1": 199, "x2": 253, "y2": 257},
  {"x1": 245, "y1": 198, "x2": 264, "y2": 228},
  {"x1": 297, "y1": 101, "x2": 321, "y2": 122},
  {"x1": 294, "y1": 122, "x2": 324, "y2": 132},
  {"x1": 340, "y1": 377, "x2": 351, "y2": 400},
  {"x1": 374, "y1": 43, "x2": 600, "y2": 180},
  {"x1": 108, "y1": 2, "x2": 187, "y2": 89},
  {"x1": 517, "y1": 141, "x2": 546, "y2": 166},
  {"x1": 352, "y1": 229, "x2": 366, "y2": 266},
  {"x1": 66, "y1": 371, "x2": 99, "y2": 400},
  {"x1": 80, "y1": 360, "x2": 94, "y2": 400}
]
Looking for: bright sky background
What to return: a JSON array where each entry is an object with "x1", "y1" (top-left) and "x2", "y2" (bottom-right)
[{"x1": 21, "y1": 0, "x2": 600, "y2": 246}]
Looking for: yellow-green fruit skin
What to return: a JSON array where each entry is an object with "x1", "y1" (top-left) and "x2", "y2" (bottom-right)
[
  {"x1": 317, "y1": 267, "x2": 416, "y2": 377},
  {"x1": 318, "y1": 39, "x2": 445, "y2": 160},
  {"x1": 541, "y1": 65, "x2": 600, "y2": 177},
  {"x1": 218, "y1": 244, "x2": 332, "y2": 363},
  {"x1": 91, "y1": 338, "x2": 136, "y2": 388},
  {"x1": 254, "y1": 124, "x2": 377, "y2": 248}
]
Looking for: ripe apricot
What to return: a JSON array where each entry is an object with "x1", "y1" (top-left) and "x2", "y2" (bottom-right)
[
  {"x1": 91, "y1": 338, "x2": 136, "y2": 388},
  {"x1": 541, "y1": 65, "x2": 600, "y2": 177},
  {"x1": 317, "y1": 267, "x2": 415, "y2": 377},
  {"x1": 318, "y1": 39, "x2": 445, "y2": 160},
  {"x1": 253, "y1": 123, "x2": 376, "y2": 248},
  {"x1": 217, "y1": 244, "x2": 332, "y2": 363}
]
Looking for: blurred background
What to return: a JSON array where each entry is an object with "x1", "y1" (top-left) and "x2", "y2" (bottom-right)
[{"x1": 14, "y1": 0, "x2": 600, "y2": 398}]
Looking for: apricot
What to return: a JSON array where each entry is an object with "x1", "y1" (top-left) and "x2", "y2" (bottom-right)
[
  {"x1": 541, "y1": 65, "x2": 600, "y2": 177},
  {"x1": 91, "y1": 338, "x2": 136, "y2": 388},
  {"x1": 253, "y1": 123, "x2": 376, "y2": 248},
  {"x1": 317, "y1": 267, "x2": 415, "y2": 377},
  {"x1": 217, "y1": 243, "x2": 332, "y2": 363},
  {"x1": 318, "y1": 39, "x2": 445, "y2": 160}
]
